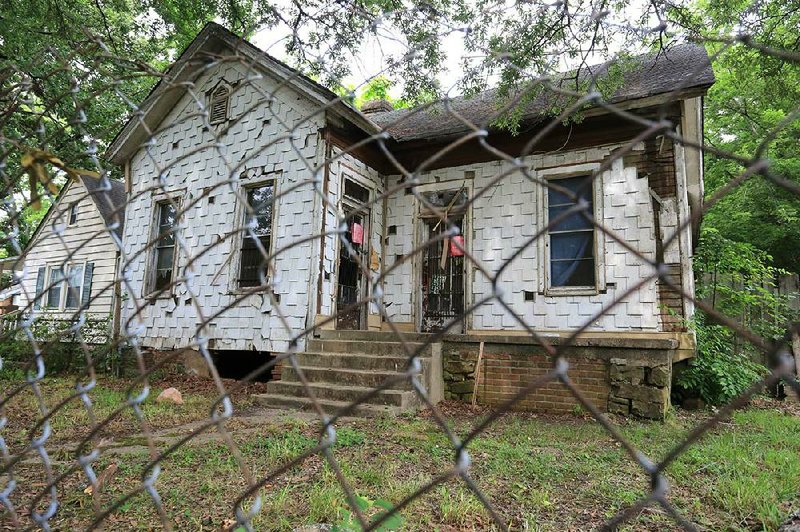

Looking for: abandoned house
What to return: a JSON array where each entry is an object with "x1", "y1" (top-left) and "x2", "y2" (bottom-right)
[
  {"x1": 19, "y1": 175, "x2": 126, "y2": 340},
  {"x1": 106, "y1": 23, "x2": 714, "y2": 418}
]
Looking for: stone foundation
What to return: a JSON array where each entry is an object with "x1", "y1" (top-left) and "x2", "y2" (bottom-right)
[{"x1": 441, "y1": 334, "x2": 680, "y2": 420}]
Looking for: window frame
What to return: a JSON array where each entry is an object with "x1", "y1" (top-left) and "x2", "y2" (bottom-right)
[
  {"x1": 146, "y1": 198, "x2": 181, "y2": 298},
  {"x1": 42, "y1": 262, "x2": 86, "y2": 311},
  {"x1": 412, "y1": 179, "x2": 474, "y2": 332},
  {"x1": 537, "y1": 163, "x2": 606, "y2": 296},
  {"x1": 68, "y1": 201, "x2": 78, "y2": 225},
  {"x1": 233, "y1": 180, "x2": 277, "y2": 291}
]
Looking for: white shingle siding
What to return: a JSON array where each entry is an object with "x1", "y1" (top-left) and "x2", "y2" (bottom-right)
[
  {"x1": 123, "y1": 60, "x2": 324, "y2": 352},
  {"x1": 123, "y1": 58, "x2": 693, "y2": 345},
  {"x1": 382, "y1": 144, "x2": 664, "y2": 332}
]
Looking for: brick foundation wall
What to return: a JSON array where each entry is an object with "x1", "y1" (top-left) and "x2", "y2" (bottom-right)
[
  {"x1": 477, "y1": 353, "x2": 610, "y2": 414},
  {"x1": 442, "y1": 334, "x2": 677, "y2": 419}
]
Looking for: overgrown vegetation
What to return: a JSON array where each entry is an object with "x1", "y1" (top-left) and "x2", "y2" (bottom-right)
[
  {"x1": 1, "y1": 393, "x2": 797, "y2": 530},
  {"x1": 0, "y1": 316, "x2": 120, "y2": 375},
  {"x1": 681, "y1": 228, "x2": 796, "y2": 405}
]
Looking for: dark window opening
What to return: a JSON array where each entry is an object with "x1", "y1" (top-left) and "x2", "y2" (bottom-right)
[
  {"x1": 421, "y1": 217, "x2": 465, "y2": 332},
  {"x1": 547, "y1": 175, "x2": 596, "y2": 288},
  {"x1": 524, "y1": 290, "x2": 535, "y2": 301},
  {"x1": 343, "y1": 179, "x2": 370, "y2": 204},
  {"x1": 422, "y1": 188, "x2": 468, "y2": 210},
  {"x1": 239, "y1": 182, "x2": 274, "y2": 287},
  {"x1": 69, "y1": 202, "x2": 78, "y2": 225},
  {"x1": 210, "y1": 350, "x2": 275, "y2": 382},
  {"x1": 153, "y1": 202, "x2": 177, "y2": 292}
]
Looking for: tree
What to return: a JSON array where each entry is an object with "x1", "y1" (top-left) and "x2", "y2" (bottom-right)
[
  {"x1": 2, "y1": 0, "x2": 799, "y2": 273},
  {"x1": 670, "y1": 0, "x2": 800, "y2": 273},
  {"x1": 0, "y1": 0, "x2": 268, "y2": 257}
]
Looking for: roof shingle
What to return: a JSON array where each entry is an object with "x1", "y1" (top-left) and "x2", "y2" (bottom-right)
[
  {"x1": 370, "y1": 43, "x2": 714, "y2": 142},
  {"x1": 79, "y1": 176, "x2": 126, "y2": 238}
]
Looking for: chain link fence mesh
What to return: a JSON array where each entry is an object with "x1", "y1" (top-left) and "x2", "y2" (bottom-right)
[{"x1": 0, "y1": 4, "x2": 799, "y2": 530}]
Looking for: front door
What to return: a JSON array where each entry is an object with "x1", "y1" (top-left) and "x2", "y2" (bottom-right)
[
  {"x1": 336, "y1": 180, "x2": 370, "y2": 330},
  {"x1": 421, "y1": 216, "x2": 465, "y2": 332}
]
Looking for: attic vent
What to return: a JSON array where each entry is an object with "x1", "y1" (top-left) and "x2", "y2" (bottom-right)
[{"x1": 209, "y1": 85, "x2": 230, "y2": 124}]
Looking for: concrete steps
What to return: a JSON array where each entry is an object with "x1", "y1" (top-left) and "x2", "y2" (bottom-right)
[{"x1": 254, "y1": 330, "x2": 443, "y2": 417}]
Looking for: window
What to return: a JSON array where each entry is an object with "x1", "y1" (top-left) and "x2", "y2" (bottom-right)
[
  {"x1": 69, "y1": 202, "x2": 78, "y2": 225},
  {"x1": 209, "y1": 84, "x2": 230, "y2": 124},
  {"x1": 547, "y1": 175, "x2": 596, "y2": 288},
  {"x1": 46, "y1": 267, "x2": 63, "y2": 308},
  {"x1": 153, "y1": 202, "x2": 178, "y2": 292},
  {"x1": 64, "y1": 264, "x2": 84, "y2": 308},
  {"x1": 238, "y1": 183, "x2": 274, "y2": 287},
  {"x1": 38, "y1": 262, "x2": 91, "y2": 310},
  {"x1": 343, "y1": 179, "x2": 370, "y2": 204}
]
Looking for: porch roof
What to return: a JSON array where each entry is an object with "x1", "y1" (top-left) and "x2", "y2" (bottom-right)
[{"x1": 371, "y1": 43, "x2": 714, "y2": 142}]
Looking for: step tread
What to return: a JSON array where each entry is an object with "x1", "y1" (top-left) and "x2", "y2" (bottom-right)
[
  {"x1": 266, "y1": 380, "x2": 413, "y2": 396},
  {"x1": 316, "y1": 331, "x2": 437, "y2": 343},
  {"x1": 297, "y1": 351, "x2": 430, "y2": 360},
  {"x1": 254, "y1": 394, "x2": 402, "y2": 416},
  {"x1": 310, "y1": 339, "x2": 429, "y2": 348},
  {"x1": 287, "y1": 365, "x2": 417, "y2": 377}
]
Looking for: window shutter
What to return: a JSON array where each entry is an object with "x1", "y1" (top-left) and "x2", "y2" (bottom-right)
[
  {"x1": 34, "y1": 266, "x2": 46, "y2": 310},
  {"x1": 81, "y1": 262, "x2": 94, "y2": 310}
]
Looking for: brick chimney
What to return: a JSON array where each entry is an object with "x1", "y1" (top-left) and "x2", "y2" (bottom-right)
[{"x1": 360, "y1": 99, "x2": 394, "y2": 115}]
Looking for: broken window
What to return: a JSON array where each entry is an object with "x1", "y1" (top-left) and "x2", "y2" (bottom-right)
[
  {"x1": 153, "y1": 202, "x2": 177, "y2": 292},
  {"x1": 239, "y1": 182, "x2": 274, "y2": 287},
  {"x1": 343, "y1": 179, "x2": 370, "y2": 204},
  {"x1": 547, "y1": 175, "x2": 596, "y2": 287},
  {"x1": 422, "y1": 188, "x2": 468, "y2": 210}
]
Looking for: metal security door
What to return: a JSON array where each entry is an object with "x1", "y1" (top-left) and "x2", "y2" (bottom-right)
[{"x1": 421, "y1": 217, "x2": 465, "y2": 332}]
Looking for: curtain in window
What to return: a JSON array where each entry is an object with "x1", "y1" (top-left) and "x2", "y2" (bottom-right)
[{"x1": 547, "y1": 176, "x2": 596, "y2": 287}]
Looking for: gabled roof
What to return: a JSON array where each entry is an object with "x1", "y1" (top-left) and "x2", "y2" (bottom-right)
[
  {"x1": 107, "y1": 23, "x2": 714, "y2": 163},
  {"x1": 22, "y1": 177, "x2": 126, "y2": 258},
  {"x1": 371, "y1": 43, "x2": 715, "y2": 142},
  {"x1": 106, "y1": 22, "x2": 379, "y2": 164},
  {"x1": 79, "y1": 175, "x2": 126, "y2": 238}
]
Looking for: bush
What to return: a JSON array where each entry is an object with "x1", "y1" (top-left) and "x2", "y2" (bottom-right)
[
  {"x1": 678, "y1": 228, "x2": 796, "y2": 405},
  {"x1": 0, "y1": 315, "x2": 120, "y2": 376},
  {"x1": 678, "y1": 312, "x2": 768, "y2": 405}
]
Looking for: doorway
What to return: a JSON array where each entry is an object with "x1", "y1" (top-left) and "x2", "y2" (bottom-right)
[
  {"x1": 336, "y1": 179, "x2": 370, "y2": 330},
  {"x1": 419, "y1": 187, "x2": 468, "y2": 333}
]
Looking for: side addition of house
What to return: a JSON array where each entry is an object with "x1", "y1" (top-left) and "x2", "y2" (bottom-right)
[
  {"x1": 19, "y1": 176, "x2": 126, "y2": 340},
  {"x1": 106, "y1": 23, "x2": 713, "y2": 419}
]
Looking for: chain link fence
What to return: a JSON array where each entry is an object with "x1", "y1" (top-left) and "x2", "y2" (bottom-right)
[{"x1": 1, "y1": 3, "x2": 799, "y2": 530}]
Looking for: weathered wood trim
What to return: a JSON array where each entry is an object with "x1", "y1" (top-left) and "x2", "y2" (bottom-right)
[{"x1": 316, "y1": 128, "x2": 332, "y2": 317}]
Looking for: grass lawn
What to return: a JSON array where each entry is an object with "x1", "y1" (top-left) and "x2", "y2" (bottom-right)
[{"x1": 1, "y1": 374, "x2": 798, "y2": 531}]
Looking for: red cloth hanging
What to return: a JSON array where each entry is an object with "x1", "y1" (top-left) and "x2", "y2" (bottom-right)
[
  {"x1": 351, "y1": 222, "x2": 364, "y2": 245},
  {"x1": 449, "y1": 235, "x2": 465, "y2": 256}
]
